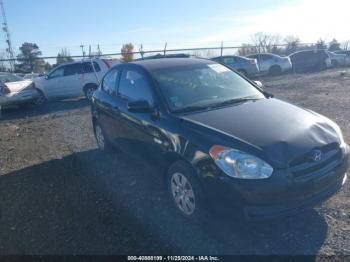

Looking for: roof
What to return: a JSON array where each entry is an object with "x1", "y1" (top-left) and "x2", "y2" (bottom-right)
[{"x1": 128, "y1": 58, "x2": 215, "y2": 71}]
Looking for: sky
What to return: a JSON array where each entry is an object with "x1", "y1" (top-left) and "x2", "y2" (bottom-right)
[{"x1": 1, "y1": 0, "x2": 349, "y2": 58}]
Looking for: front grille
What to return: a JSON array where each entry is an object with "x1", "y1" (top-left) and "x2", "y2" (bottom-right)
[{"x1": 289, "y1": 143, "x2": 342, "y2": 178}]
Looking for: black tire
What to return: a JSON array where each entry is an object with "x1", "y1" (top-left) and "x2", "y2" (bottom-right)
[
  {"x1": 93, "y1": 121, "x2": 113, "y2": 152},
  {"x1": 167, "y1": 160, "x2": 208, "y2": 222},
  {"x1": 269, "y1": 65, "x2": 282, "y2": 76},
  {"x1": 331, "y1": 60, "x2": 338, "y2": 67},
  {"x1": 84, "y1": 84, "x2": 97, "y2": 102},
  {"x1": 32, "y1": 90, "x2": 46, "y2": 106},
  {"x1": 319, "y1": 62, "x2": 327, "y2": 71}
]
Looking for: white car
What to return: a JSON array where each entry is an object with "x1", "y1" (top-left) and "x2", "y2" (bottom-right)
[
  {"x1": 327, "y1": 51, "x2": 349, "y2": 67},
  {"x1": 23, "y1": 73, "x2": 41, "y2": 80},
  {"x1": 0, "y1": 73, "x2": 39, "y2": 107},
  {"x1": 34, "y1": 58, "x2": 114, "y2": 104},
  {"x1": 246, "y1": 53, "x2": 292, "y2": 75}
]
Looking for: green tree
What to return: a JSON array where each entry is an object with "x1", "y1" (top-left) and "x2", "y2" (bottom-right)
[
  {"x1": 316, "y1": 39, "x2": 327, "y2": 50},
  {"x1": 328, "y1": 39, "x2": 341, "y2": 51},
  {"x1": 16, "y1": 42, "x2": 47, "y2": 73},
  {"x1": 121, "y1": 43, "x2": 134, "y2": 62}
]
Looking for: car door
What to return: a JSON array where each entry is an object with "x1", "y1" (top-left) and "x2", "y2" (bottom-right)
[
  {"x1": 43, "y1": 66, "x2": 65, "y2": 99},
  {"x1": 61, "y1": 63, "x2": 83, "y2": 98},
  {"x1": 114, "y1": 66, "x2": 166, "y2": 162},
  {"x1": 82, "y1": 61, "x2": 103, "y2": 88},
  {"x1": 258, "y1": 54, "x2": 273, "y2": 73},
  {"x1": 93, "y1": 67, "x2": 121, "y2": 141}
]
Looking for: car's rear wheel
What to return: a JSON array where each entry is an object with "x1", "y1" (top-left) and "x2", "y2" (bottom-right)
[
  {"x1": 167, "y1": 160, "x2": 206, "y2": 221},
  {"x1": 85, "y1": 85, "x2": 97, "y2": 102},
  {"x1": 331, "y1": 60, "x2": 338, "y2": 67},
  {"x1": 269, "y1": 65, "x2": 282, "y2": 76}
]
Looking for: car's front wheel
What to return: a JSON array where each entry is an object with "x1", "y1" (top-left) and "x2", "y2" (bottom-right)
[
  {"x1": 94, "y1": 122, "x2": 112, "y2": 152},
  {"x1": 167, "y1": 160, "x2": 206, "y2": 221},
  {"x1": 33, "y1": 90, "x2": 46, "y2": 106}
]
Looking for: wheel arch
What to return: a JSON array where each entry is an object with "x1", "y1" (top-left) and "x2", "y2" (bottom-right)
[{"x1": 83, "y1": 83, "x2": 98, "y2": 93}]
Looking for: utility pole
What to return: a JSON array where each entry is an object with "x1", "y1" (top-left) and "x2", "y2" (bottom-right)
[
  {"x1": 0, "y1": 0, "x2": 15, "y2": 72},
  {"x1": 97, "y1": 44, "x2": 102, "y2": 56},
  {"x1": 80, "y1": 44, "x2": 85, "y2": 58},
  {"x1": 164, "y1": 43, "x2": 167, "y2": 56}
]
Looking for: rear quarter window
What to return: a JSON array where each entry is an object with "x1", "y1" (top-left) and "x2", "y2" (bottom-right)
[{"x1": 83, "y1": 62, "x2": 101, "y2": 73}]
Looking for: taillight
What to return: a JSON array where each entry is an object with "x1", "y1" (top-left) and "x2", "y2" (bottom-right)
[{"x1": 102, "y1": 59, "x2": 111, "y2": 68}]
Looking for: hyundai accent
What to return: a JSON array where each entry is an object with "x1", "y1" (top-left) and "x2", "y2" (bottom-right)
[{"x1": 91, "y1": 58, "x2": 349, "y2": 220}]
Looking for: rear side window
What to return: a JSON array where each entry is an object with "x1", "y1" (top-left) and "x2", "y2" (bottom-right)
[
  {"x1": 64, "y1": 63, "x2": 82, "y2": 76},
  {"x1": 102, "y1": 69, "x2": 120, "y2": 95},
  {"x1": 83, "y1": 62, "x2": 101, "y2": 73},
  {"x1": 260, "y1": 54, "x2": 272, "y2": 61},
  {"x1": 222, "y1": 57, "x2": 235, "y2": 64},
  {"x1": 118, "y1": 69, "x2": 153, "y2": 103}
]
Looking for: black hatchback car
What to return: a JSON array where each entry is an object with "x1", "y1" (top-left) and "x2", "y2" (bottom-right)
[
  {"x1": 91, "y1": 58, "x2": 349, "y2": 220},
  {"x1": 289, "y1": 50, "x2": 332, "y2": 72}
]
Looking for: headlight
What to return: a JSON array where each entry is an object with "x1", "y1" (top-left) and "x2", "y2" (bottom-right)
[{"x1": 209, "y1": 145, "x2": 273, "y2": 179}]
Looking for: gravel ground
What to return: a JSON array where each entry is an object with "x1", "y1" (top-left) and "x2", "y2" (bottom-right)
[{"x1": 0, "y1": 68, "x2": 349, "y2": 255}]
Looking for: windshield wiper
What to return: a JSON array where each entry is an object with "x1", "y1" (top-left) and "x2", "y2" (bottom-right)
[
  {"x1": 173, "y1": 97, "x2": 261, "y2": 114},
  {"x1": 208, "y1": 97, "x2": 260, "y2": 107},
  {"x1": 173, "y1": 104, "x2": 213, "y2": 113}
]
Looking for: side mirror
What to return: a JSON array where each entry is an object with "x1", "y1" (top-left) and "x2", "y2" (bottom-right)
[
  {"x1": 254, "y1": 80, "x2": 263, "y2": 89},
  {"x1": 127, "y1": 100, "x2": 153, "y2": 113},
  {"x1": 44, "y1": 75, "x2": 49, "y2": 80}
]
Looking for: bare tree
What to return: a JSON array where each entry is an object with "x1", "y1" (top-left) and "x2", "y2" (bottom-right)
[
  {"x1": 251, "y1": 32, "x2": 281, "y2": 54},
  {"x1": 237, "y1": 44, "x2": 258, "y2": 56},
  {"x1": 284, "y1": 35, "x2": 300, "y2": 55},
  {"x1": 56, "y1": 48, "x2": 73, "y2": 65}
]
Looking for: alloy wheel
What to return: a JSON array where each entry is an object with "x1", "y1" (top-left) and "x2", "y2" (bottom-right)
[
  {"x1": 95, "y1": 124, "x2": 105, "y2": 150},
  {"x1": 170, "y1": 172, "x2": 196, "y2": 215},
  {"x1": 86, "y1": 87, "x2": 95, "y2": 101}
]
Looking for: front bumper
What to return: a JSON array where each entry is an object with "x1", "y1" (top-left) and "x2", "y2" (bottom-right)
[
  {"x1": 200, "y1": 144, "x2": 349, "y2": 220},
  {"x1": 0, "y1": 89, "x2": 39, "y2": 107}
]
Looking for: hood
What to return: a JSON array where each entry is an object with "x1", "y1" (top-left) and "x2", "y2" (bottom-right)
[{"x1": 182, "y1": 98, "x2": 340, "y2": 168}]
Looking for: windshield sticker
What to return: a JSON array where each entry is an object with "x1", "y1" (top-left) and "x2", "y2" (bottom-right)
[{"x1": 208, "y1": 64, "x2": 230, "y2": 73}]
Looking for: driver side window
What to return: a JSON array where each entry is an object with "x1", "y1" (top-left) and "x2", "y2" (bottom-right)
[{"x1": 48, "y1": 67, "x2": 64, "y2": 79}]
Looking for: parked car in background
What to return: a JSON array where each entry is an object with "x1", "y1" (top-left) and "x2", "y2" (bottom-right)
[
  {"x1": 246, "y1": 53, "x2": 292, "y2": 75},
  {"x1": 23, "y1": 73, "x2": 42, "y2": 80},
  {"x1": 210, "y1": 55, "x2": 259, "y2": 77},
  {"x1": 34, "y1": 58, "x2": 112, "y2": 104},
  {"x1": 326, "y1": 51, "x2": 348, "y2": 67},
  {"x1": 0, "y1": 72, "x2": 39, "y2": 107},
  {"x1": 289, "y1": 50, "x2": 331, "y2": 72},
  {"x1": 334, "y1": 50, "x2": 350, "y2": 56},
  {"x1": 91, "y1": 58, "x2": 349, "y2": 221}
]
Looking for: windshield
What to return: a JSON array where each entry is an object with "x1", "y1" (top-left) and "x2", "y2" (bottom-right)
[{"x1": 152, "y1": 63, "x2": 264, "y2": 112}]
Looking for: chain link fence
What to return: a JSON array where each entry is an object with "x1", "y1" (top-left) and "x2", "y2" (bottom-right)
[{"x1": 0, "y1": 41, "x2": 349, "y2": 74}]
